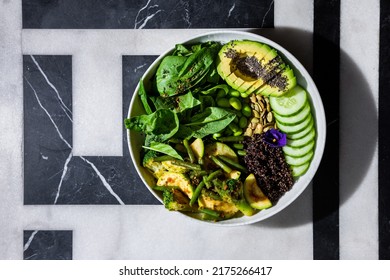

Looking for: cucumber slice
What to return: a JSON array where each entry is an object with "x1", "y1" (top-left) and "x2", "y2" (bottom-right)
[
  {"x1": 286, "y1": 128, "x2": 316, "y2": 147},
  {"x1": 274, "y1": 102, "x2": 311, "y2": 125},
  {"x1": 291, "y1": 162, "x2": 310, "y2": 177},
  {"x1": 282, "y1": 140, "x2": 315, "y2": 157},
  {"x1": 269, "y1": 85, "x2": 307, "y2": 116},
  {"x1": 276, "y1": 115, "x2": 312, "y2": 134},
  {"x1": 287, "y1": 118, "x2": 314, "y2": 140},
  {"x1": 285, "y1": 151, "x2": 314, "y2": 166}
]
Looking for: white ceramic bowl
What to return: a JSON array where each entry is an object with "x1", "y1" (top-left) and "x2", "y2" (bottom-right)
[{"x1": 127, "y1": 30, "x2": 326, "y2": 226}]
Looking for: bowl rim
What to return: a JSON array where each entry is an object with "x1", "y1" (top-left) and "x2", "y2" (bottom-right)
[{"x1": 127, "y1": 30, "x2": 326, "y2": 226}]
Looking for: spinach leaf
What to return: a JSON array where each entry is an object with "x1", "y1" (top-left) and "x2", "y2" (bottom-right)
[
  {"x1": 124, "y1": 108, "x2": 179, "y2": 142},
  {"x1": 176, "y1": 91, "x2": 201, "y2": 112},
  {"x1": 175, "y1": 107, "x2": 236, "y2": 139},
  {"x1": 138, "y1": 79, "x2": 153, "y2": 114},
  {"x1": 184, "y1": 107, "x2": 235, "y2": 126},
  {"x1": 143, "y1": 142, "x2": 183, "y2": 160},
  {"x1": 149, "y1": 95, "x2": 175, "y2": 110},
  {"x1": 172, "y1": 44, "x2": 192, "y2": 56},
  {"x1": 156, "y1": 56, "x2": 187, "y2": 97},
  {"x1": 201, "y1": 84, "x2": 229, "y2": 95},
  {"x1": 155, "y1": 43, "x2": 220, "y2": 97}
]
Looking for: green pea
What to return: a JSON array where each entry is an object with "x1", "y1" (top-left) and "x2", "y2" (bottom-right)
[
  {"x1": 216, "y1": 89, "x2": 226, "y2": 99},
  {"x1": 217, "y1": 97, "x2": 230, "y2": 108},
  {"x1": 229, "y1": 90, "x2": 240, "y2": 97},
  {"x1": 233, "y1": 130, "x2": 243, "y2": 136},
  {"x1": 242, "y1": 104, "x2": 252, "y2": 117},
  {"x1": 240, "y1": 92, "x2": 249, "y2": 98},
  {"x1": 229, "y1": 122, "x2": 240, "y2": 133},
  {"x1": 213, "y1": 133, "x2": 222, "y2": 140},
  {"x1": 229, "y1": 97, "x2": 242, "y2": 110},
  {"x1": 239, "y1": 116, "x2": 248, "y2": 128}
]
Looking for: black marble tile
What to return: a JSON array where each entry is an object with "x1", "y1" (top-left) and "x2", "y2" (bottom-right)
[
  {"x1": 22, "y1": 0, "x2": 274, "y2": 29},
  {"x1": 23, "y1": 55, "x2": 159, "y2": 205},
  {"x1": 23, "y1": 230, "x2": 72, "y2": 260},
  {"x1": 313, "y1": 0, "x2": 340, "y2": 260}
]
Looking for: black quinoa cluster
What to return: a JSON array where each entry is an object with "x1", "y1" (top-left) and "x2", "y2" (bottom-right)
[{"x1": 243, "y1": 134, "x2": 294, "y2": 204}]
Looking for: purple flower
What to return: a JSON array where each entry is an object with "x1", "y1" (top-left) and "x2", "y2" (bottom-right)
[{"x1": 263, "y1": 129, "x2": 287, "y2": 147}]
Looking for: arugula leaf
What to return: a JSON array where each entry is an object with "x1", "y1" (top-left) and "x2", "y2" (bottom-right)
[
  {"x1": 143, "y1": 142, "x2": 183, "y2": 160},
  {"x1": 138, "y1": 79, "x2": 153, "y2": 114},
  {"x1": 124, "y1": 109, "x2": 179, "y2": 142}
]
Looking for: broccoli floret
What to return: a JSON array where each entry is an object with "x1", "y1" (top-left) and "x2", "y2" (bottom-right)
[
  {"x1": 162, "y1": 189, "x2": 194, "y2": 212},
  {"x1": 142, "y1": 150, "x2": 159, "y2": 166},
  {"x1": 217, "y1": 179, "x2": 241, "y2": 202},
  {"x1": 214, "y1": 179, "x2": 257, "y2": 216}
]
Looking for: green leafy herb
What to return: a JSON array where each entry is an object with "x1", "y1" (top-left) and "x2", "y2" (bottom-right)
[
  {"x1": 138, "y1": 79, "x2": 153, "y2": 114},
  {"x1": 143, "y1": 142, "x2": 183, "y2": 160},
  {"x1": 176, "y1": 91, "x2": 201, "y2": 112},
  {"x1": 124, "y1": 109, "x2": 179, "y2": 142}
]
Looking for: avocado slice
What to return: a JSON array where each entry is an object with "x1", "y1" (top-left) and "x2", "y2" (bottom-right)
[
  {"x1": 255, "y1": 67, "x2": 297, "y2": 97},
  {"x1": 243, "y1": 174, "x2": 272, "y2": 210},
  {"x1": 157, "y1": 172, "x2": 194, "y2": 199},
  {"x1": 217, "y1": 40, "x2": 288, "y2": 94},
  {"x1": 198, "y1": 191, "x2": 239, "y2": 218},
  {"x1": 190, "y1": 138, "x2": 204, "y2": 163},
  {"x1": 217, "y1": 40, "x2": 296, "y2": 97},
  {"x1": 204, "y1": 142, "x2": 238, "y2": 170}
]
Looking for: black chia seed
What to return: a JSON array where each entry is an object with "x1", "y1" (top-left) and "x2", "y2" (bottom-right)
[
  {"x1": 224, "y1": 48, "x2": 289, "y2": 92},
  {"x1": 243, "y1": 134, "x2": 294, "y2": 204}
]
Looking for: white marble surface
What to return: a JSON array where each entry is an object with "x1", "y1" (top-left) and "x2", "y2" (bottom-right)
[{"x1": 0, "y1": 0, "x2": 380, "y2": 259}]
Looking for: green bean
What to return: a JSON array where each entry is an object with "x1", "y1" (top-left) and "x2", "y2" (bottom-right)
[
  {"x1": 210, "y1": 155, "x2": 232, "y2": 173},
  {"x1": 229, "y1": 97, "x2": 242, "y2": 110},
  {"x1": 237, "y1": 150, "x2": 247, "y2": 156},
  {"x1": 199, "y1": 208, "x2": 220, "y2": 218},
  {"x1": 153, "y1": 155, "x2": 176, "y2": 162},
  {"x1": 152, "y1": 185, "x2": 178, "y2": 192},
  {"x1": 170, "y1": 160, "x2": 202, "y2": 171},
  {"x1": 217, "y1": 155, "x2": 247, "y2": 173},
  {"x1": 190, "y1": 180, "x2": 205, "y2": 206},
  {"x1": 183, "y1": 138, "x2": 196, "y2": 163},
  {"x1": 216, "y1": 97, "x2": 230, "y2": 108},
  {"x1": 241, "y1": 104, "x2": 252, "y2": 117},
  {"x1": 233, "y1": 143, "x2": 244, "y2": 149},
  {"x1": 229, "y1": 122, "x2": 241, "y2": 133},
  {"x1": 217, "y1": 135, "x2": 244, "y2": 142},
  {"x1": 206, "y1": 169, "x2": 223, "y2": 181}
]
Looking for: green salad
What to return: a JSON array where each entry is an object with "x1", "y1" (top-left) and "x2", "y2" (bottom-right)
[{"x1": 125, "y1": 39, "x2": 316, "y2": 221}]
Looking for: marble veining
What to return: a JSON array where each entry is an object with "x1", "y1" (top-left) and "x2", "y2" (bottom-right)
[
  {"x1": 22, "y1": 0, "x2": 274, "y2": 29},
  {"x1": 23, "y1": 231, "x2": 72, "y2": 260},
  {"x1": 23, "y1": 55, "x2": 159, "y2": 205}
]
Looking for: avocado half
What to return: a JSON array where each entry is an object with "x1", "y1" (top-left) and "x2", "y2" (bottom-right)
[{"x1": 216, "y1": 40, "x2": 296, "y2": 97}]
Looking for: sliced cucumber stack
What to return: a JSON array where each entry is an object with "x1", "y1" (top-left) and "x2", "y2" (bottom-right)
[{"x1": 269, "y1": 85, "x2": 316, "y2": 178}]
